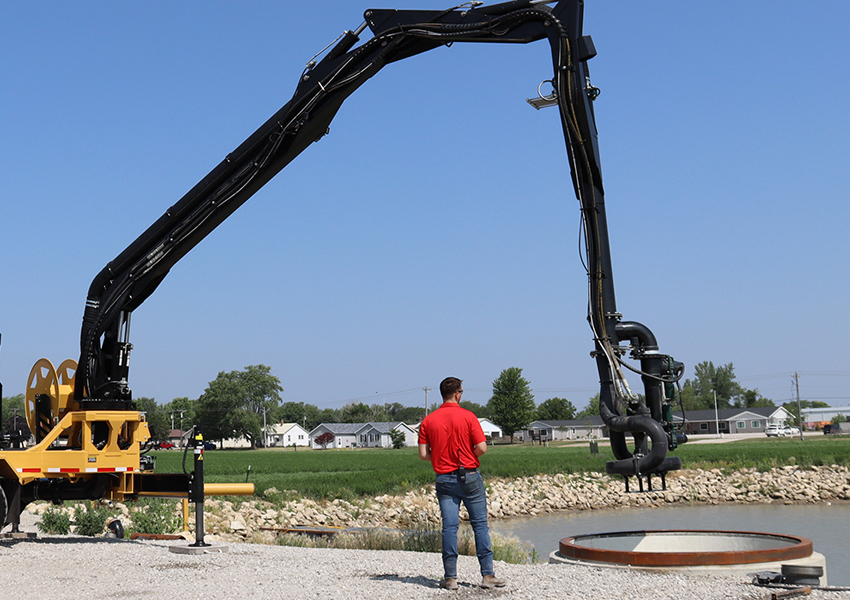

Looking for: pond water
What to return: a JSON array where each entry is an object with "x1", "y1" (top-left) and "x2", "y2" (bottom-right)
[{"x1": 490, "y1": 502, "x2": 850, "y2": 586}]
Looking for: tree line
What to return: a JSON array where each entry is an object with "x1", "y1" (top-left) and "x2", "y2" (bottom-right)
[{"x1": 3, "y1": 360, "x2": 832, "y2": 447}]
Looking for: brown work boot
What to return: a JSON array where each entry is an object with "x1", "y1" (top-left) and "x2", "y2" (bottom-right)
[
  {"x1": 439, "y1": 578, "x2": 458, "y2": 590},
  {"x1": 481, "y1": 575, "x2": 506, "y2": 589}
]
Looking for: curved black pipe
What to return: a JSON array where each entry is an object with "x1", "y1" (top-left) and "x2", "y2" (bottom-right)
[
  {"x1": 600, "y1": 400, "x2": 669, "y2": 475},
  {"x1": 615, "y1": 320, "x2": 658, "y2": 351}
]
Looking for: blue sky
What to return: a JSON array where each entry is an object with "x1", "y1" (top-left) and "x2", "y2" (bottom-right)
[{"x1": 2, "y1": 1, "x2": 849, "y2": 413}]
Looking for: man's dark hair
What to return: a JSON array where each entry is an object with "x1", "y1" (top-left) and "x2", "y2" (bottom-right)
[{"x1": 440, "y1": 377, "x2": 463, "y2": 399}]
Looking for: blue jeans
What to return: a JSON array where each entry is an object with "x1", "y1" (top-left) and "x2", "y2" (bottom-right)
[{"x1": 435, "y1": 471, "x2": 494, "y2": 578}]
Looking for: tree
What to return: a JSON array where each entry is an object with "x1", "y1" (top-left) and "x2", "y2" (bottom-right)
[
  {"x1": 136, "y1": 397, "x2": 169, "y2": 441},
  {"x1": 488, "y1": 367, "x2": 535, "y2": 443},
  {"x1": 340, "y1": 402, "x2": 372, "y2": 423},
  {"x1": 392, "y1": 405, "x2": 425, "y2": 425},
  {"x1": 536, "y1": 397, "x2": 577, "y2": 421},
  {"x1": 195, "y1": 365, "x2": 283, "y2": 447},
  {"x1": 389, "y1": 428, "x2": 406, "y2": 449},
  {"x1": 737, "y1": 389, "x2": 775, "y2": 409},
  {"x1": 576, "y1": 394, "x2": 600, "y2": 419},
  {"x1": 459, "y1": 400, "x2": 492, "y2": 419},
  {"x1": 782, "y1": 399, "x2": 829, "y2": 426},
  {"x1": 162, "y1": 396, "x2": 196, "y2": 431},
  {"x1": 315, "y1": 431, "x2": 334, "y2": 449},
  {"x1": 680, "y1": 361, "x2": 744, "y2": 410},
  {"x1": 368, "y1": 403, "x2": 390, "y2": 422},
  {"x1": 1, "y1": 394, "x2": 25, "y2": 435}
]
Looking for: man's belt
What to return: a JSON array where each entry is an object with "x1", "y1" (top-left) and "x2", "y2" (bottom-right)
[{"x1": 445, "y1": 468, "x2": 477, "y2": 476}]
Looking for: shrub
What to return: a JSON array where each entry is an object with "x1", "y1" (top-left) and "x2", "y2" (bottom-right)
[
  {"x1": 74, "y1": 502, "x2": 111, "y2": 536},
  {"x1": 38, "y1": 506, "x2": 72, "y2": 535},
  {"x1": 129, "y1": 498, "x2": 182, "y2": 535}
]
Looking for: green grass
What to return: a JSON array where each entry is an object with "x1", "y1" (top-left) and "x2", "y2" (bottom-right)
[{"x1": 150, "y1": 435, "x2": 850, "y2": 501}]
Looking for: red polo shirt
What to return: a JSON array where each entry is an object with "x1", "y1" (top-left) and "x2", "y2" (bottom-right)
[{"x1": 419, "y1": 402, "x2": 487, "y2": 474}]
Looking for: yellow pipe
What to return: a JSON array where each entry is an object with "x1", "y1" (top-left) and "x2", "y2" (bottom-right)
[{"x1": 204, "y1": 483, "x2": 255, "y2": 496}]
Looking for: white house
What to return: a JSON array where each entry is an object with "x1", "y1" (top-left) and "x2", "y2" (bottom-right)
[
  {"x1": 522, "y1": 417, "x2": 607, "y2": 442},
  {"x1": 221, "y1": 436, "x2": 253, "y2": 449},
  {"x1": 478, "y1": 418, "x2": 502, "y2": 439},
  {"x1": 267, "y1": 422, "x2": 310, "y2": 447}
]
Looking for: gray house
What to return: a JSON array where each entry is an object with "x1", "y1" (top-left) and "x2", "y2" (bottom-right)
[
  {"x1": 520, "y1": 405, "x2": 794, "y2": 441},
  {"x1": 673, "y1": 406, "x2": 794, "y2": 436},
  {"x1": 520, "y1": 416, "x2": 608, "y2": 442},
  {"x1": 309, "y1": 422, "x2": 417, "y2": 449},
  {"x1": 355, "y1": 422, "x2": 417, "y2": 448}
]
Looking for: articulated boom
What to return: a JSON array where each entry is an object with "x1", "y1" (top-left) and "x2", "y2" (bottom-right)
[{"x1": 2, "y1": 0, "x2": 687, "y2": 532}]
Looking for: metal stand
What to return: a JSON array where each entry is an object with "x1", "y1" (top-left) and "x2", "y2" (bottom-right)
[
  {"x1": 622, "y1": 471, "x2": 667, "y2": 493},
  {"x1": 169, "y1": 429, "x2": 227, "y2": 554}
]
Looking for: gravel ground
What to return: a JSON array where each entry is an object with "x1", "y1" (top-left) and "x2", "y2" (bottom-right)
[{"x1": 3, "y1": 514, "x2": 849, "y2": 600}]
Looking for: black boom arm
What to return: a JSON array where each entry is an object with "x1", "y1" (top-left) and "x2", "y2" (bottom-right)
[{"x1": 77, "y1": 0, "x2": 685, "y2": 482}]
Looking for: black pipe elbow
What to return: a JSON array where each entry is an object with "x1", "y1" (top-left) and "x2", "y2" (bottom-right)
[{"x1": 615, "y1": 320, "x2": 658, "y2": 351}]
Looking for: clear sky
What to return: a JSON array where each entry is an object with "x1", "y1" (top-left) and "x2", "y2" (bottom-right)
[{"x1": 2, "y1": 1, "x2": 849, "y2": 413}]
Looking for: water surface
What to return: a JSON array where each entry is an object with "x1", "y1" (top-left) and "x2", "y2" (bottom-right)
[{"x1": 490, "y1": 503, "x2": 850, "y2": 586}]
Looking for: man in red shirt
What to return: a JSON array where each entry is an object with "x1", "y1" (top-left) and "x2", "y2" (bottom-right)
[{"x1": 419, "y1": 377, "x2": 506, "y2": 590}]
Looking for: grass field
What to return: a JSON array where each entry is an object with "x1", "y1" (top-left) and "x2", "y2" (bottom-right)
[{"x1": 151, "y1": 435, "x2": 850, "y2": 500}]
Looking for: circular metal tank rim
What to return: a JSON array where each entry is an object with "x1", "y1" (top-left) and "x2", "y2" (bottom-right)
[{"x1": 559, "y1": 530, "x2": 813, "y2": 567}]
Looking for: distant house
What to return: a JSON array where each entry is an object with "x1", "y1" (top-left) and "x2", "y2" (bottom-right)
[
  {"x1": 221, "y1": 436, "x2": 253, "y2": 449},
  {"x1": 478, "y1": 418, "x2": 502, "y2": 439},
  {"x1": 521, "y1": 417, "x2": 608, "y2": 442},
  {"x1": 309, "y1": 422, "x2": 417, "y2": 449},
  {"x1": 355, "y1": 422, "x2": 417, "y2": 448},
  {"x1": 673, "y1": 406, "x2": 794, "y2": 436},
  {"x1": 267, "y1": 422, "x2": 310, "y2": 447},
  {"x1": 309, "y1": 423, "x2": 362, "y2": 449},
  {"x1": 167, "y1": 429, "x2": 187, "y2": 448}
]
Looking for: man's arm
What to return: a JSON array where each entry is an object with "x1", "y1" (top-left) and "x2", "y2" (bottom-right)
[
  {"x1": 419, "y1": 443, "x2": 431, "y2": 461},
  {"x1": 473, "y1": 441, "x2": 487, "y2": 457}
]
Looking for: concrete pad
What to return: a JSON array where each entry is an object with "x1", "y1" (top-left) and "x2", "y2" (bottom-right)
[{"x1": 168, "y1": 543, "x2": 229, "y2": 555}]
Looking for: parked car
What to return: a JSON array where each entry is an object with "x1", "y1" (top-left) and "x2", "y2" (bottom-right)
[
  {"x1": 766, "y1": 425, "x2": 798, "y2": 437},
  {"x1": 202, "y1": 441, "x2": 216, "y2": 450},
  {"x1": 156, "y1": 441, "x2": 175, "y2": 449}
]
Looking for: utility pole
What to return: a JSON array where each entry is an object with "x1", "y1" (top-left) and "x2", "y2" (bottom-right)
[
  {"x1": 713, "y1": 390, "x2": 721, "y2": 438},
  {"x1": 262, "y1": 407, "x2": 268, "y2": 448},
  {"x1": 794, "y1": 372, "x2": 805, "y2": 441},
  {"x1": 422, "y1": 387, "x2": 432, "y2": 416}
]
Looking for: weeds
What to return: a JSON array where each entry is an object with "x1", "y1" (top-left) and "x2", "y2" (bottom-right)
[
  {"x1": 275, "y1": 525, "x2": 535, "y2": 564},
  {"x1": 37, "y1": 506, "x2": 72, "y2": 535},
  {"x1": 129, "y1": 498, "x2": 182, "y2": 535},
  {"x1": 74, "y1": 502, "x2": 111, "y2": 536}
]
